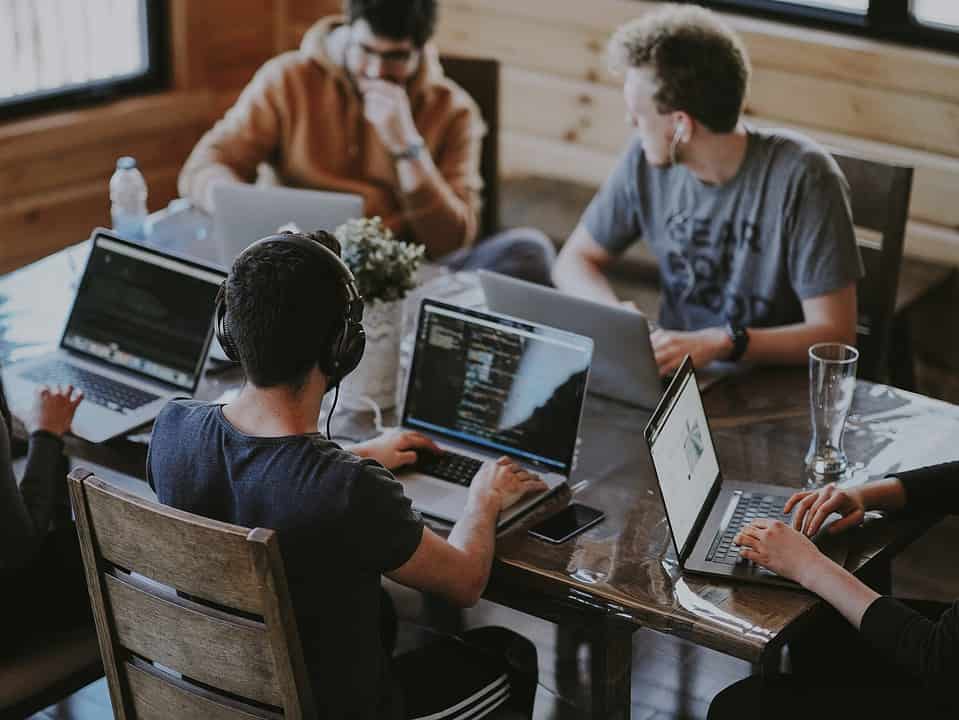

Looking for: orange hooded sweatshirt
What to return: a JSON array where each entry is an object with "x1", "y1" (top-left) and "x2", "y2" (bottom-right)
[{"x1": 178, "y1": 17, "x2": 485, "y2": 257}]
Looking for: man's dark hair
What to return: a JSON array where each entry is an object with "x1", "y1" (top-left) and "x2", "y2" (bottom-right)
[
  {"x1": 609, "y1": 6, "x2": 750, "y2": 133},
  {"x1": 345, "y1": 0, "x2": 437, "y2": 47},
  {"x1": 225, "y1": 231, "x2": 347, "y2": 390}
]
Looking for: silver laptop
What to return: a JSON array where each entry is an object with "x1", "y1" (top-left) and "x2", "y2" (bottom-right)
[
  {"x1": 210, "y1": 184, "x2": 364, "y2": 268},
  {"x1": 479, "y1": 270, "x2": 660, "y2": 408},
  {"x1": 1, "y1": 229, "x2": 225, "y2": 443},
  {"x1": 644, "y1": 356, "x2": 846, "y2": 587},
  {"x1": 398, "y1": 299, "x2": 593, "y2": 527}
]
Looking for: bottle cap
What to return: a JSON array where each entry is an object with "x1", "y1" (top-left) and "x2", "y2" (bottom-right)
[{"x1": 116, "y1": 156, "x2": 137, "y2": 170}]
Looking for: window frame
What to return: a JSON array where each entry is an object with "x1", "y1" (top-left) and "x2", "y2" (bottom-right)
[
  {"x1": 0, "y1": 0, "x2": 170, "y2": 121},
  {"x1": 693, "y1": 0, "x2": 959, "y2": 55}
]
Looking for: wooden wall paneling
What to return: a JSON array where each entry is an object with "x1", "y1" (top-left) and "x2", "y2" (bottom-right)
[
  {"x1": 745, "y1": 66, "x2": 959, "y2": 159},
  {"x1": 0, "y1": 93, "x2": 211, "y2": 164},
  {"x1": 0, "y1": 92, "x2": 209, "y2": 272},
  {"x1": 0, "y1": 166, "x2": 181, "y2": 274},
  {"x1": 735, "y1": 19, "x2": 959, "y2": 103},
  {"x1": 0, "y1": 131, "x2": 200, "y2": 206},
  {"x1": 441, "y1": 0, "x2": 959, "y2": 103},
  {"x1": 437, "y1": 6, "x2": 959, "y2": 158}
]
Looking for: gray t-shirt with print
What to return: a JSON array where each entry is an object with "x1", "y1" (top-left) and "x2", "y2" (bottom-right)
[{"x1": 582, "y1": 127, "x2": 864, "y2": 331}]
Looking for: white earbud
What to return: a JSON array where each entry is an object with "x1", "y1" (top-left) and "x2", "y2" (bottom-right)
[
  {"x1": 673, "y1": 119, "x2": 687, "y2": 144},
  {"x1": 669, "y1": 119, "x2": 687, "y2": 166}
]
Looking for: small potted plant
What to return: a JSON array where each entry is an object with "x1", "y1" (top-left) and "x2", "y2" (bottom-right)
[{"x1": 334, "y1": 217, "x2": 425, "y2": 410}]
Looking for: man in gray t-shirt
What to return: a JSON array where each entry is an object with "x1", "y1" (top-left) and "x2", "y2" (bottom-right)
[{"x1": 554, "y1": 6, "x2": 863, "y2": 375}]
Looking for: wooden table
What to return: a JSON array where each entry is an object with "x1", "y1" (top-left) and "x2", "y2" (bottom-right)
[{"x1": 4, "y1": 244, "x2": 957, "y2": 718}]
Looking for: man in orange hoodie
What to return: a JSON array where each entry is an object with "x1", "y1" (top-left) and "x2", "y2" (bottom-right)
[{"x1": 179, "y1": 0, "x2": 555, "y2": 285}]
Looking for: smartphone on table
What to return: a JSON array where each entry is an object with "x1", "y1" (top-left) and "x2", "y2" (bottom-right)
[{"x1": 528, "y1": 503, "x2": 605, "y2": 544}]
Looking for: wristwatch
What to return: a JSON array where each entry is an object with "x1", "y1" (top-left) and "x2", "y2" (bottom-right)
[
  {"x1": 726, "y1": 321, "x2": 749, "y2": 362},
  {"x1": 391, "y1": 138, "x2": 425, "y2": 162}
]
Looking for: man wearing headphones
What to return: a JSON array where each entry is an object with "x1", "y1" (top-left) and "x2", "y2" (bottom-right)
[
  {"x1": 147, "y1": 231, "x2": 543, "y2": 718},
  {"x1": 553, "y1": 6, "x2": 863, "y2": 376}
]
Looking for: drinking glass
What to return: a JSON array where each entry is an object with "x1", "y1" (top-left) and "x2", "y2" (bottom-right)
[{"x1": 805, "y1": 342, "x2": 859, "y2": 485}]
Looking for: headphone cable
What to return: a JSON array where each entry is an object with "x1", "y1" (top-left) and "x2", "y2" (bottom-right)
[{"x1": 326, "y1": 382, "x2": 341, "y2": 441}]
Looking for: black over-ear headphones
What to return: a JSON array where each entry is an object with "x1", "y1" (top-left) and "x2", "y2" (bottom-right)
[{"x1": 214, "y1": 231, "x2": 366, "y2": 387}]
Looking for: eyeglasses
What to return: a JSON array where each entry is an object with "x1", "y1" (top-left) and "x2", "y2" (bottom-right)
[{"x1": 349, "y1": 40, "x2": 419, "y2": 69}]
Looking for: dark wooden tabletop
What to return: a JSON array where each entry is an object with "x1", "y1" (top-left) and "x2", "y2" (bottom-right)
[{"x1": 4, "y1": 243, "x2": 957, "y2": 669}]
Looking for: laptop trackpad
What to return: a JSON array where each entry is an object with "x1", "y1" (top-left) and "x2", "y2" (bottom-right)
[{"x1": 400, "y1": 472, "x2": 465, "y2": 520}]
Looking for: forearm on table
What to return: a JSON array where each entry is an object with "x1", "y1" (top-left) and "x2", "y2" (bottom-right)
[{"x1": 743, "y1": 321, "x2": 855, "y2": 365}]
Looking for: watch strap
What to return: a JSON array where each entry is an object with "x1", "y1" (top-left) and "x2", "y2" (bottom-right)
[
  {"x1": 391, "y1": 138, "x2": 425, "y2": 162},
  {"x1": 726, "y1": 322, "x2": 749, "y2": 362}
]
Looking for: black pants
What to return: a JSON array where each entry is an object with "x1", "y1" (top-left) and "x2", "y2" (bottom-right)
[
  {"x1": 393, "y1": 627, "x2": 537, "y2": 719},
  {"x1": 0, "y1": 526, "x2": 92, "y2": 659},
  {"x1": 380, "y1": 591, "x2": 538, "y2": 719},
  {"x1": 708, "y1": 600, "x2": 954, "y2": 719}
]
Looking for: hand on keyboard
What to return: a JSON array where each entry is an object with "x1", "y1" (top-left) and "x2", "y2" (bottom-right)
[
  {"x1": 469, "y1": 456, "x2": 548, "y2": 514},
  {"x1": 27, "y1": 384, "x2": 84, "y2": 437},
  {"x1": 734, "y1": 519, "x2": 827, "y2": 586},
  {"x1": 350, "y1": 429, "x2": 440, "y2": 471},
  {"x1": 785, "y1": 483, "x2": 867, "y2": 537}
]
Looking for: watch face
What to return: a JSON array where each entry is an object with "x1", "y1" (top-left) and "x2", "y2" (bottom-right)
[{"x1": 728, "y1": 323, "x2": 748, "y2": 361}]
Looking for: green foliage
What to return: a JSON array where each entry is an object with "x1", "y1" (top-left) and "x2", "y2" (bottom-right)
[{"x1": 334, "y1": 217, "x2": 425, "y2": 304}]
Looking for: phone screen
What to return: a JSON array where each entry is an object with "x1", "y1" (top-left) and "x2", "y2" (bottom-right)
[{"x1": 528, "y1": 503, "x2": 605, "y2": 544}]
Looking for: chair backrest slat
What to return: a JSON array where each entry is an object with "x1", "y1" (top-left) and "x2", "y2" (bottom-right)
[
  {"x1": 104, "y1": 573, "x2": 281, "y2": 706},
  {"x1": 69, "y1": 469, "x2": 315, "y2": 720},
  {"x1": 81, "y1": 474, "x2": 264, "y2": 615},
  {"x1": 123, "y1": 662, "x2": 281, "y2": 720},
  {"x1": 441, "y1": 55, "x2": 500, "y2": 239}
]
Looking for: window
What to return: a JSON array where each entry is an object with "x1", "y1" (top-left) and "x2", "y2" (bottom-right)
[
  {"x1": 912, "y1": 0, "x2": 959, "y2": 30},
  {"x1": 694, "y1": 0, "x2": 959, "y2": 53},
  {"x1": 0, "y1": 0, "x2": 167, "y2": 120},
  {"x1": 766, "y1": 0, "x2": 866, "y2": 13}
]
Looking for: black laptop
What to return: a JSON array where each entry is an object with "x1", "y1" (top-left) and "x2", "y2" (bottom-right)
[{"x1": 644, "y1": 356, "x2": 847, "y2": 587}]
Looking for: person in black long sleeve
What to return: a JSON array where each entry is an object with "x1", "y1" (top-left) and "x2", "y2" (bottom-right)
[
  {"x1": 708, "y1": 461, "x2": 959, "y2": 719},
  {"x1": 0, "y1": 376, "x2": 88, "y2": 657}
]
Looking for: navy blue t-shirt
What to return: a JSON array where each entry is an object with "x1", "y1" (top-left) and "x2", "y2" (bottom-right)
[{"x1": 148, "y1": 400, "x2": 424, "y2": 718}]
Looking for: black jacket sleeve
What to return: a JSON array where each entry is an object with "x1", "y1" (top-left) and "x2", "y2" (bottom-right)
[
  {"x1": 892, "y1": 461, "x2": 959, "y2": 515},
  {"x1": 860, "y1": 598, "x2": 959, "y2": 693},
  {"x1": 858, "y1": 461, "x2": 959, "y2": 694},
  {"x1": 0, "y1": 412, "x2": 66, "y2": 569}
]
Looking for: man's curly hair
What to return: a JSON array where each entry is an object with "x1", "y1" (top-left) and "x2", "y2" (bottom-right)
[{"x1": 608, "y1": 5, "x2": 750, "y2": 133}]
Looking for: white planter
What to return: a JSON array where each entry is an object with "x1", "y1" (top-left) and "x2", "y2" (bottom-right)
[{"x1": 338, "y1": 299, "x2": 402, "y2": 411}]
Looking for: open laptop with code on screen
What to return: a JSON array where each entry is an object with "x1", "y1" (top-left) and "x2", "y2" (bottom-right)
[
  {"x1": 397, "y1": 299, "x2": 593, "y2": 527},
  {"x1": 1, "y1": 228, "x2": 224, "y2": 443}
]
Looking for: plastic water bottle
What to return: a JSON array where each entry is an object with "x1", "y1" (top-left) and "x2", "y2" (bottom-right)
[{"x1": 109, "y1": 156, "x2": 148, "y2": 240}]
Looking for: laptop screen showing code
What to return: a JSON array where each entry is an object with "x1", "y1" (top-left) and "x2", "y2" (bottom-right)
[
  {"x1": 62, "y1": 236, "x2": 223, "y2": 390},
  {"x1": 403, "y1": 301, "x2": 591, "y2": 473}
]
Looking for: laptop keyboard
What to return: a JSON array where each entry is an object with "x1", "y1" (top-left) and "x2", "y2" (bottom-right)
[
  {"x1": 22, "y1": 359, "x2": 159, "y2": 412},
  {"x1": 413, "y1": 450, "x2": 483, "y2": 487},
  {"x1": 706, "y1": 492, "x2": 792, "y2": 565}
]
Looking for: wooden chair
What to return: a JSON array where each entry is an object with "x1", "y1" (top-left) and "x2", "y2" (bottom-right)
[
  {"x1": 68, "y1": 468, "x2": 315, "y2": 719},
  {"x1": 831, "y1": 152, "x2": 913, "y2": 383},
  {"x1": 441, "y1": 55, "x2": 501, "y2": 239}
]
